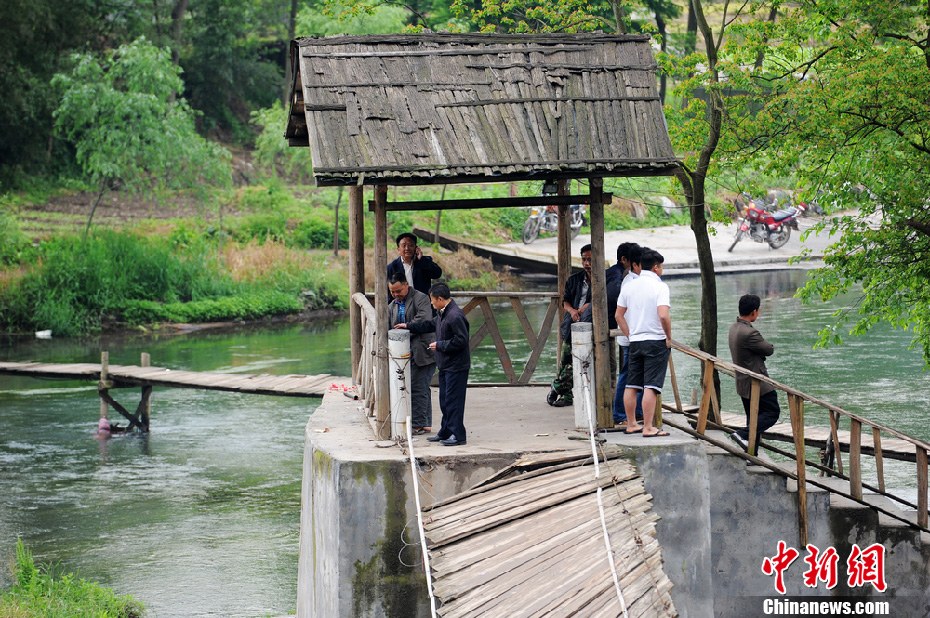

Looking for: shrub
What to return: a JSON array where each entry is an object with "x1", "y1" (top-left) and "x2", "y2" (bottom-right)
[
  {"x1": 119, "y1": 292, "x2": 303, "y2": 324},
  {"x1": 0, "y1": 539, "x2": 145, "y2": 617}
]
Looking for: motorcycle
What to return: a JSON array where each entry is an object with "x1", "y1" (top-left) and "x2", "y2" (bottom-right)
[
  {"x1": 728, "y1": 198, "x2": 805, "y2": 252},
  {"x1": 522, "y1": 204, "x2": 586, "y2": 244}
]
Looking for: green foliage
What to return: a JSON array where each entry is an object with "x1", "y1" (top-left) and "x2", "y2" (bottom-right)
[
  {"x1": 726, "y1": 1, "x2": 930, "y2": 363},
  {"x1": 299, "y1": 1, "x2": 411, "y2": 34},
  {"x1": 0, "y1": 539, "x2": 144, "y2": 617},
  {"x1": 451, "y1": 0, "x2": 618, "y2": 33},
  {"x1": 181, "y1": 0, "x2": 286, "y2": 142},
  {"x1": 120, "y1": 293, "x2": 303, "y2": 324},
  {"x1": 251, "y1": 102, "x2": 315, "y2": 182},
  {"x1": 0, "y1": 206, "x2": 30, "y2": 265},
  {"x1": 52, "y1": 37, "x2": 232, "y2": 197}
]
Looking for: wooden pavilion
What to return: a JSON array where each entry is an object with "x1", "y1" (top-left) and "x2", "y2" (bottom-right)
[{"x1": 285, "y1": 33, "x2": 679, "y2": 437}]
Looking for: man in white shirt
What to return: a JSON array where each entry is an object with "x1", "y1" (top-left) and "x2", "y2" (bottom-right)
[{"x1": 615, "y1": 248, "x2": 672, "y2": 438}]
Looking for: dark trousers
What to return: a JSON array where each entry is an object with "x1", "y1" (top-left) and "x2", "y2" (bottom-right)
[
  {"x1": 613, "y1": 345, "x2": 643, "y2": 423},
  {"x1": 410, "y1": 362, "x2": 435, "y2": 428},
  {"x1": 738, "y1": 390, "x2": 781, "y2": 440},
  {"x1": 437, "y1": 368, "x2": 468, "y2": 442}
]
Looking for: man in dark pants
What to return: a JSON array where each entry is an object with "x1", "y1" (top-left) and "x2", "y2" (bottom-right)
[
  {"x1": 426, "y1": 283, "x2": 470, "y2": 446},
  {"x1": 547, "y1": 244, "x2": 593, "y2": 408},
  {"x1": 728, "y1": 294, "x2": 781, "y2": 453},
  {"x1": 386, "y1": 232, "x2": 443, "y2": 297},
  {"x1": 388, "y1": 272, "x2": 436, "y2": 435}
]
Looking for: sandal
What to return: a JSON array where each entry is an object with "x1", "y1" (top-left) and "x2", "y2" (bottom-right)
[{"x1": 413, "y1": 427, "x2": 431, "y2": 435}]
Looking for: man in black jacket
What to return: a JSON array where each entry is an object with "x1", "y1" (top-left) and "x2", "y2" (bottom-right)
[
  {"x1": 426, "y1": 283, "x2": 470, "y2": 446},
  {"x1": 386, "y1": 232, "x2": 443, "y2": 297}
]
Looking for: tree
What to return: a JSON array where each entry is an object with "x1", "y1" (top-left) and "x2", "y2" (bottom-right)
[
  {"x1": 730, "y1": 0, "x2": 930, "y2": 364},
  {"x1": 52, "y1": 37, "x2": 232, "y2": 236}
]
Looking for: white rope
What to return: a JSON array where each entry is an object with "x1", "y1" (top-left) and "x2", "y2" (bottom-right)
[
  {"x1": 579, "y1": 364, "x2": 629, "y2": 618},
  {"x1": 406, "y1": 418, "x2": 438, "y2": 617}
]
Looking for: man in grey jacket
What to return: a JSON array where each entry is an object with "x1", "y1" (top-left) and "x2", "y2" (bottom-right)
[
  {"x1": 389, "y1": 272, "x2": 437, "y2": 435},
  {"x1": 728, "y1": 294, "x2": 781, "y2": 452}
]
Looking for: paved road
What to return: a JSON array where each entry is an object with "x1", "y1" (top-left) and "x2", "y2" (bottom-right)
[{"x1": 500, "y1": 214, "x2": 836, "y2": 276}]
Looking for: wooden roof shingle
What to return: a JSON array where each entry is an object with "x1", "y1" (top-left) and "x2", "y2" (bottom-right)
[{"x1": 286, "y1": 33, "x2": 679, "y2": 186}]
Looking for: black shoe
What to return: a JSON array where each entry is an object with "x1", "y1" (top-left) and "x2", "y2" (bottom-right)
[
  {"x1": 552, "y1": 396, "x2": 573, "y2": 408},
  {"x1": 440, "y1": 436, "x2": 466, "y2": 446},
  {"x1": 426, "y1": 435, "x2": 444, "y2": 442},
  {"x1": 728, "y1": 432, "x2": 749, "y2": 451},
  {"x1": 546, "y1": 389, "x2": 559, "y2": 406}
]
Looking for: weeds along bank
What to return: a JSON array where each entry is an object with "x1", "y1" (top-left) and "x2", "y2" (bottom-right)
[{"x1": 0, "y1": 176, "x2": 690, "y2": 336}]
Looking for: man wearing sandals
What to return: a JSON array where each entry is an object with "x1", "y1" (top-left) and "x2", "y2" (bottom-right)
[
  {"x1": 388, "y1": 272, "x2": 437, "y2": 435},
  {"x1": 615, "y1": 248, "x2": 672, "y2": 438}
]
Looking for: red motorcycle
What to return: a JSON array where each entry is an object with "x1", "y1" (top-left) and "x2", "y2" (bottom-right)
[{"x1": 728, "y1": 198, "x2": 806, "y2": 252}]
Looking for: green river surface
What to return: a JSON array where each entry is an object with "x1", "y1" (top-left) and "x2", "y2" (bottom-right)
[{"x1": 1, "y1": 270, "x2": 928, "y2": 616}]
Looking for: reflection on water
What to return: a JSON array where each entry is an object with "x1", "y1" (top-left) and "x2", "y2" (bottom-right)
[{"x1": 1, "y1": 272, "x2": 928, "y2": 616}]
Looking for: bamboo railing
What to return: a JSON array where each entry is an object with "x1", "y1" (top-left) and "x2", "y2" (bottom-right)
[{"x1": 661, "y1": 339, "x2": 930, "y2": 540}]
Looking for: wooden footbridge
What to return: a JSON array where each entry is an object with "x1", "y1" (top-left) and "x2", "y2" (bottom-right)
[{"x1": 0, "y1": 353, "x2": 337, "y2": 432}]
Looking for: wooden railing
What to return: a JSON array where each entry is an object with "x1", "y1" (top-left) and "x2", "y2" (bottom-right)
[
  {"x1": 662, "y1": 340, "x2": 930, "y2": 540},
  {"x1": 458, "y1": 291, "x2": 561, "y2": 385}
]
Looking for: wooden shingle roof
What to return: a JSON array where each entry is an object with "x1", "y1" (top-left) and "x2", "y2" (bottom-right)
[{"x1": 286, "y1": 33, "x2": 679, "y2": 186}]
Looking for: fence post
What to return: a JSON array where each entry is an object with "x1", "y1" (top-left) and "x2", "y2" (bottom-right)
[
  {"x1": 571, "y1": 322, "x2": 594, "y2": 430},
  {"x1": 789, "y1": 393, "x2": 809, "y2": 547},
  {"x1": 99, "y1": 351, "x2": 109, "y2": 421},
  {"x1": 140, "y1": 352, "x2": 152, "y2": 432},
  {"x1": 388, "y1": 329, "x2": 412, "y2": 440}
]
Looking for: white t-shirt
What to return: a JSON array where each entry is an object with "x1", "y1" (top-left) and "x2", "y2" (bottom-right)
[
  {"x1": 617, "y1": 270, "x2": 670, "y2": 342},
  {"x1": 616, "y1": 271, "x2": 639, "y2": 347}
]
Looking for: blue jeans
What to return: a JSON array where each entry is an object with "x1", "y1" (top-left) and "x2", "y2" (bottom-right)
[{"x1": 613, "y1": 345, "x2": 643, "y2": 423}]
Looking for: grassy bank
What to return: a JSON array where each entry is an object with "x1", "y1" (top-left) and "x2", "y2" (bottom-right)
[
  {"x1": 0, "y1": 540, "x2": 144, "y2": 617},
  {"x1": 0, "y1": 174, "x2": 691, "y2": 336}
]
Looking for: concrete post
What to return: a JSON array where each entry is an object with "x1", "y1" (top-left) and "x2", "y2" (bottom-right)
[
  {"x1": 571, "y1": 322, "x2": 594, "y2": 430},
  {"x1": 388, "y1": 329, "x2": 412, "y2": 440}
]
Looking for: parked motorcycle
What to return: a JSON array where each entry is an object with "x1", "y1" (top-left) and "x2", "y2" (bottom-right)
[
  {"x1": 522, "y1": 204, "x2": 586, "y2": 244},
  {"x1": 728, "y1": 199, "x2": 805, "y2": 252}
]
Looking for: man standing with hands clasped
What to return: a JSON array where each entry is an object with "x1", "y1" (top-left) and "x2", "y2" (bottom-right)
[
  {"x1": 426, "y1": 283, "x2": 470, "y2": 447},
  {"x1": 615, "y1": 248, "x2": 672, "y2": 438},
  {"x1": 728, "y1": 294, "x2": 781, "y2": 453}
]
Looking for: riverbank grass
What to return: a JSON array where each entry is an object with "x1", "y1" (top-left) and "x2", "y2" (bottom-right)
[{"x1": 0, "y1": 540, "x2": 144, "y2": 617}]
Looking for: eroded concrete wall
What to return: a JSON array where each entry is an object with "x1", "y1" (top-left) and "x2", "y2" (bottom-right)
[{"x1": 298, "y1": 396, "x2": 929, "y2": 617}]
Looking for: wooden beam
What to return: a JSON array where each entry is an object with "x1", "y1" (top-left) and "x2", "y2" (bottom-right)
[
  {"x1": 368, "y1": 193, "x2": 613, "y2": 212},
  {"x1": 789, "y1": 393, "x2": 809, "y2": 547},
  {"x1": 918, "y1": 448, "x2": 928, "y2": 528},
  {"x1": 849, "y1": 418, "x2": 863, "y2": 500},
  {"x1": 373, "y1": 185, "x2": 391, "y2": 439},
  {"x1": 588, "y1": 178, "x2": 612, "y2": 429},
  {"x1": 556, "y1": 181, "x2": 571, "y2": 379},
  {"x1": 349, "y1": 186, "x2": 365, "y2": 383},
  {"x1": 748, "y1": 380, "x2": 761, "y2": 456}
]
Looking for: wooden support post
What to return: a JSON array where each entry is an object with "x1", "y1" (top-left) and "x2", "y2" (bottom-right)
[
  {"x1": 849, "y1": 418, "x2": 863, "y2": 500},
  {"x1": 99, "y1": 351, "x2": 109, "y2": 420},
  {"x1": 748, "y1": 379, "x2": 761, "y2": 456},
  {"x1": 373, "y1": 184, "x2": 391, "y2": 440},
  {"x1": 789, "y1": 393, "x2": 809, "y2": 547},
  {"x1": 556, "y1": 180, "x2": 571, "y2": 367},
  {"x1": 140, "y1": 352, "x2": 152, "y2": 432},
  {"x1": 696, "y1": 359, "x2": 714, "y2": 434},
  {"x1": 829, "y1": 411, "x2": 844, "y2": 476},
  {"x1": 917, "y1": 447, "x2": 928, "y2": 529},
  {"x1": 872, "y1": 427, "x2": 885, "y2": 493},
  {"x1": 349, "y1": 185, "x2": 365, "y2": 384},
  {"x1": 588, "y1": 177, "x2": 612, "y2": 429},
  {"x1": 667, "y1": 352, "x2": 683, "y2": 413}
]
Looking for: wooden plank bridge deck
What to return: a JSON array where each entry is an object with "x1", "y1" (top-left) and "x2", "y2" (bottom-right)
[
  {"x1": 0, "y1": 361, "x2": 337, "y2": 398},
  {"x1": 715, "y1": 410, "x2": 921, "y2": 463}
]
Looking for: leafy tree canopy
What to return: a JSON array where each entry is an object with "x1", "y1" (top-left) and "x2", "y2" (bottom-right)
[
  {"x1": 52, "y1": 37, "x2": 231, "y2": 219},
  {"x1": 723, "y1": 0, "x2": 930, "y2": 364}
]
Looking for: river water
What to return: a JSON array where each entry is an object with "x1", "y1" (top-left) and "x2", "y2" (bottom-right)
[{"x1": 1, "y1": 271, "x2": 927, "y2": 616}]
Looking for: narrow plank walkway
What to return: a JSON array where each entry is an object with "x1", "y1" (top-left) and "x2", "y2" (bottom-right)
[
  {"x1": 423, "y1": 451, "x2": 676, "y2": 617},
  {"x1": 716, "y1": 410, "x2": 920, "y2": 462},
  {"x1": 0, "y1": 361, "x2": 337, "y2": 397}
]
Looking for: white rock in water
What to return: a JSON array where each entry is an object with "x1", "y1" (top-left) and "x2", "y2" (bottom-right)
[{"x1": 35, "y1": 330, "x2": 52, "y2": 339}]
